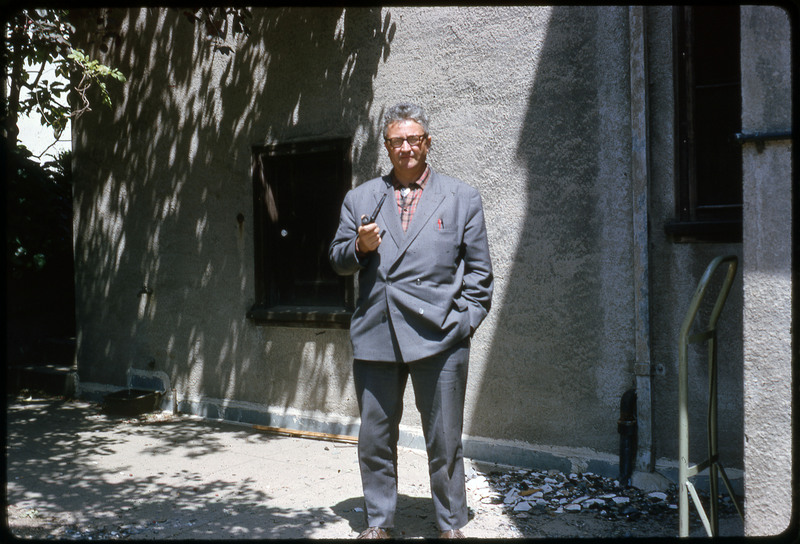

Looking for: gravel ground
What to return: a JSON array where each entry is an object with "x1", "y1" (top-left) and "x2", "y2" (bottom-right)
[{"x1": 462, "y1": 465, "x2": 743, "y2": 539}]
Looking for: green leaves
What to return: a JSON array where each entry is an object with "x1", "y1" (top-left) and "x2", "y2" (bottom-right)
[
  {"x1": 68, "y1": 47, "x2": 126, "y2": 109},
  {"x1": 67, "y1": 48, "x2": 126, "y2": 82},
  {"x1": 4, "y1": 9, "x2": 128, "y2": 150}
]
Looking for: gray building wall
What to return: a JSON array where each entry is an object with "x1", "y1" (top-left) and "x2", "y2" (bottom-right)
[
  {"x1": 740, "y1": 6, "x2": 793, "y2": 536},
  {"x1": 72, "y1": 6, "x2": 780, "y2": 485}
]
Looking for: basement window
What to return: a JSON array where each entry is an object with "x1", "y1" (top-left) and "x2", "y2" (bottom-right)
[
  {"x1": 666, "y1": 5, "x2": 742, "y2": 243},
  {"x1": 248, "y1": 138, "x2": 354, "y2": 328}
]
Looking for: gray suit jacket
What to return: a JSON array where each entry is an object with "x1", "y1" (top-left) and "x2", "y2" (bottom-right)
[{"x1": 329, "y1": 168, "x2": 493, "y2": 362}]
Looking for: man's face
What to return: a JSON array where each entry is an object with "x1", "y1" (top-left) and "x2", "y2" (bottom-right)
[{"x1": 384, "y1": 120, "x2": 431, "y2": 175}]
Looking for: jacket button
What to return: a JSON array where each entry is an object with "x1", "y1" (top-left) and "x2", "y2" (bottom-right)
[{"x1": 415, "y1": 279, "x2": 421, "y2": 286}]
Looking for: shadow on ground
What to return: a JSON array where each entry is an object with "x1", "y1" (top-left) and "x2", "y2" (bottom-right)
[
  {"x1": 5, "y1": 399, "x2": 351, "y2": 539},
  {"x1": 332, "y1": 495, "x2": 442, "y2": 538},
  {"x1": 5, "y1": 398, "x2": 744, "y2": 540}
]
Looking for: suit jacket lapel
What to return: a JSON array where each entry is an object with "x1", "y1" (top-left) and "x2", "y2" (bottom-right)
[
  {"x1": 394, "y1": 171, "x2": 445, "y2": 259},
  {"x1": 377, "y1": 177, "x2": 404, "y2": 252}
]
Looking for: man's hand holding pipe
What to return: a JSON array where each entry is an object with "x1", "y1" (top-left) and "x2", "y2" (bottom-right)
[{"x1": 357, "y1": 215, "x2": 382, "y2": 254}]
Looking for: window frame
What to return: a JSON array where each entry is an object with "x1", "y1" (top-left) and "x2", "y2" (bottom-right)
[
  {"x1": 247, "y1": 137, "x2": 354, "y2": 329},
  {"x1": 666, "y1": 5, "x2": 743, "y2": 243}
]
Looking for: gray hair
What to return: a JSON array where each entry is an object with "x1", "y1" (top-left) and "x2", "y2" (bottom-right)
[{"x1": 382, "y1": 103, "x2": 430, "y2": 137}]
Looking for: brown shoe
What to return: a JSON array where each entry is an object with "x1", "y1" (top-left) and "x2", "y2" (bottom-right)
[
  {"x1": 439, "y1": 529, "x2": 465, "y2": 538},
  {"x1": 357, "y1": 527, "x2": 390, "y2": 539}
]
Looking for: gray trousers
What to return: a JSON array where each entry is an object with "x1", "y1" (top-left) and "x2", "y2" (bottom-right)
[{"x1": 353, "y1": 339, "x2": 470, "y2": 531}]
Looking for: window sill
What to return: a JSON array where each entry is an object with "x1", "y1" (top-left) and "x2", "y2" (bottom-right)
[
  {"x1": 247, "y1": 305, "x2": 352, "y2": 329},
  {"x1": 664, "y1": 219, "x2": 742, "y2": 243}
]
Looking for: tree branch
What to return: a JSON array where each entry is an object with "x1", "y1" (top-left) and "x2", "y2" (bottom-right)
[{"x1": 30, "y1": 61, "x2": 48, "y2": 89}]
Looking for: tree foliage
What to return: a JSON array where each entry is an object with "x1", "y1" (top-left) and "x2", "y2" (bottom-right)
[
  {"x1": 6, "y1": 146, "x2": 72, "y2": 278},
  {"x1": 3, "y1": 7, "x2": 252, "y2": 152},
  {"x1": 2, "y1": 9, "x2": 126, "y2": 150},
  {"x1": 3, "y1": 7, "x2": 252, "y2": 277},
  {"x1": 3, "y1": 7, "x2": 252, "y2": 360}
]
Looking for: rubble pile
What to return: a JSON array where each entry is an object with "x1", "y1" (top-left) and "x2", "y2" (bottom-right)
[{"x1": 467, "y1": 467, "x2": 739, "y2": 525}]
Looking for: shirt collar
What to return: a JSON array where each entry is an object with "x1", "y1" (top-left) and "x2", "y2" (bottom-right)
[{"x1": 392, "y1": 165, "x2": 431, "y2": 190}]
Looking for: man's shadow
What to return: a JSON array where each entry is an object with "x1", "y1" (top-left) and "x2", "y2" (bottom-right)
[{"x1": 332, "y1": 495, "x2": 444, "y2": 538}]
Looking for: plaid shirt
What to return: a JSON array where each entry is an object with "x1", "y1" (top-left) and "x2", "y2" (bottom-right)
[{"x1": 394, "y1": 165, "x2": 431, "y2": 232}]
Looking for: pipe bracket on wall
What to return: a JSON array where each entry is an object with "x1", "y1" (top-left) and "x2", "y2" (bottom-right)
[{"x1": 733, "y1": 130, "x2": 792, "y2": 152}]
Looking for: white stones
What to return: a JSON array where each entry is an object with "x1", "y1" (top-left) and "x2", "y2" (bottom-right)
[
  {"x1": 513, "y1": 501, "x2": 533, "y2": 512},
  {"x1": 459, "y1": 464, "x2": 728, "y2": 530},
  {"x1": 503, "y1": 489, "x2": 520, "y2": 504},
  {"x1": 583, "y1": 498, "x2": 606, "y2": 507},
  {"x1": 647, "y1": 491, "x2": 668, "y2": 501}
]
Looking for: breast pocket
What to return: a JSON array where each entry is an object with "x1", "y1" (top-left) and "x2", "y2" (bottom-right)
[
  {"x1": 430, "y1": 229, "x2": 460, "y2": 275},
  {"x1": 433, "y1": 228, "x2": 458, "y2": 250}
]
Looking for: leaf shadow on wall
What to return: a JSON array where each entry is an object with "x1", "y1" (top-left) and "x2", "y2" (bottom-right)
[{"x1": 71, "y1": 7, "x2": 395, "y2": 417}]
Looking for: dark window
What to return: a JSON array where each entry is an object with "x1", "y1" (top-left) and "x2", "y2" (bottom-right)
[
  {"x1": 667, "y1": 6, "x2": 742, "y2": 243},
  {"x1": 248, "y1": 138, "x2": 354, "y2": 328}
]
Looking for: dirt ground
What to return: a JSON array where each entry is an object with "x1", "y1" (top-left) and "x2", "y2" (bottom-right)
[
  {"x1": 5, "y1": 492, "x2": 744, "y2": 540},
  {"x1": 5, "y1": 396, "x2": 743, "y2": 540}
]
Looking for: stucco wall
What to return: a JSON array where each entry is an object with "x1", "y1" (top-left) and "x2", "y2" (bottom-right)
[
  {"x1": 740, "y1": 5, "x2": 793, "y2": 536},
  {"x1": 395, "y1": 6, "x2": 636, "y2": 456},
  {"x1": 72, "y1": 6, "x2": 751, "y2": 472}
]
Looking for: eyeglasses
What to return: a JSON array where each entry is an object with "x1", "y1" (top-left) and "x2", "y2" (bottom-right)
[{"x1": 385, "y1": 134, "x2": 428, "y2": 148}]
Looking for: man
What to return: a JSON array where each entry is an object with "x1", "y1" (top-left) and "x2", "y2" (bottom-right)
[{"x1": 329, "y1": 103, "x2": 493, "y2": 539}]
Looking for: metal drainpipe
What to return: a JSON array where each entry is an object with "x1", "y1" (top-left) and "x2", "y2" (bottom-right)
[
  {"x1": 618, "y1": 388, "x2": 638, "y2": 487},
  {"x1": 629, "y1": 6, "x2": 654, "y2": 473}
]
